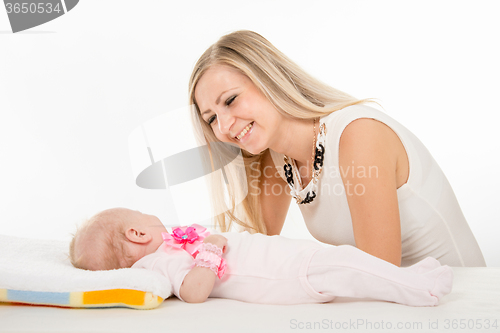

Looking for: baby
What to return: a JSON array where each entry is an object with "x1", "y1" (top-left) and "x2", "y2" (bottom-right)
[{"x1": 70, "y1": 207, "x2": 453, "y2": 306}]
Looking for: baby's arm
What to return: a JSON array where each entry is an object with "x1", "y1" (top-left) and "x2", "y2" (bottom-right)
[{"x1": 179, "y1": 234, "x2": 227, "y2": 303}]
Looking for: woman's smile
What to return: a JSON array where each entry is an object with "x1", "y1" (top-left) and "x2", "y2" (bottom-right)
[{"x1": 235, "y1": 121, "x2": 254, "y2": 141}]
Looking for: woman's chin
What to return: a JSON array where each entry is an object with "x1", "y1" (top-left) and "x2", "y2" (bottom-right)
[{"x1": 242, "y1": 145, "x2": 265, "y2": 155}]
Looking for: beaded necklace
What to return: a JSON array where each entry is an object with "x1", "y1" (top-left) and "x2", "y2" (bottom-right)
[{"x1": 283, "y1": 119, "x2": 327, "y2": 204}]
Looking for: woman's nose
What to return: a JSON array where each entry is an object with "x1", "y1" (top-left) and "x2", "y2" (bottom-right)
[{"x1": 217, "y1": 111, "x2": 235, "y2": 135}]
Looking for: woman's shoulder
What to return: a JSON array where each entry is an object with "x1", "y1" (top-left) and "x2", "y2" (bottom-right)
[
  {"x1": 322, "y1": 104, "x2": 407, "y2": 144},
  {"x1": 321, "y1": 104, "x2": 387, "y2": 126}
]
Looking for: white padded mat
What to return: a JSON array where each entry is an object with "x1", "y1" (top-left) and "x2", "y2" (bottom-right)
[{"x1": 1, "y1": 267, "x2": 499, "y2": 333}]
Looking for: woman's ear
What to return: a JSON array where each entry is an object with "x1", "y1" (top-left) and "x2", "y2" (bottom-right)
[{"x1": 125, "y1": 227, "x2": 152, "y2": 244}]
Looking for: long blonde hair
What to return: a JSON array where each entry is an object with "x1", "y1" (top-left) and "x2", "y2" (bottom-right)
[{"x1": 189, "y1": 30, "x2": 368, "y2": 233}]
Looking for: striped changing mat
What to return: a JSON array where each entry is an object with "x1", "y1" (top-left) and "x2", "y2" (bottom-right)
[{"x1": 0, "y1": 235, "x2": 172, "y2": 309}]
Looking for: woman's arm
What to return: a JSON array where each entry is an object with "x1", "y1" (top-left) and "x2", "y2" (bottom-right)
[
  {"x1": 260, "y1": 149, "x2": 292, "y2": 235},
  {"x1": 339, "y1": 118, "x2": 406, "y2": 266},
  {"x1": 179, "y1": 235, "x2": 227, "y2": 303}
]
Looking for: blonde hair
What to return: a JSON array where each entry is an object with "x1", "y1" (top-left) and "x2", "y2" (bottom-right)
[
  {"x1": 189, "y1": 30, "x2": 369, "y2": 233},
  {"x1": 69, "y1": 209, "x2": 132, "y2": 271}
]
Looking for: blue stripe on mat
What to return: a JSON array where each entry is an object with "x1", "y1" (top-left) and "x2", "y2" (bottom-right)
[{"x1": 7, "y1": 289, "x2": 70, "y2": 305}]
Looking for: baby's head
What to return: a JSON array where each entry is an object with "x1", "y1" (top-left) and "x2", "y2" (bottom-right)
[{"x1": 69, "y1": 208, "x2": 167, "y2": 271}]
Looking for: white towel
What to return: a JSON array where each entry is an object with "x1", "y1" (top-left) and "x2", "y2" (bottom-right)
[{"x1": 0, "y1": 234, "x2": 172, "y2": 299}]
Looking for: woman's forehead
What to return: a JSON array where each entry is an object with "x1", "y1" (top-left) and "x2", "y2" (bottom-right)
[
  {"x1": 195, "y1": 65, "x2": 248, "y2": 105},
  {"x1": 199, "y1": 65, "x2": 246, "y2": 89}
]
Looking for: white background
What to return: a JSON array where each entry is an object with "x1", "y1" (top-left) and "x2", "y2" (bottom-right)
[{"x1": 1, "y1": 0, "x2": 498, "y2": 266}]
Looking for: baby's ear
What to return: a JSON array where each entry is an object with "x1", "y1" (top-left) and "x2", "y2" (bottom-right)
[{"x1": 125, "y1": 227, "x2": 152, "y2": 244}]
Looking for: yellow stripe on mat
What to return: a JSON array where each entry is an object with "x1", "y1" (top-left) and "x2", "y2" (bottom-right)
[
  {"x1": 81, "y1": 289, "x2": 163, "y2": 309},
  {"x1": 83, "y1": 289, "x2": 146, "y2": 306},
  {"x1": 0, "y1": 289, "x2": 7, "y2": 302}
]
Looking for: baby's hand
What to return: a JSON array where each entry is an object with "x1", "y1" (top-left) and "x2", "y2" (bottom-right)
[{"x1": 203, "y1": 234, "x2": 227, "y2": 253}]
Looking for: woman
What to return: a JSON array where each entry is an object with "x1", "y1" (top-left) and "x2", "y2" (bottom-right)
[{"x1": 188, "y1": 30, "x2": 485, "y2": 267}]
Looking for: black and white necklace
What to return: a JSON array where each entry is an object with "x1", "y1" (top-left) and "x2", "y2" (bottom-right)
[{"x1": 283, "y1": 119, "x2": 326, "y2": 204}]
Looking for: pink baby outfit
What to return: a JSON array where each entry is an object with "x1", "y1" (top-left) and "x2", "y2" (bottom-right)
[{"x1": 132, "y1": 230, "x2": 453, "y2": 306}]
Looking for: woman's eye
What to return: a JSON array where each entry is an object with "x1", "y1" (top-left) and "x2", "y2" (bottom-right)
[
  {"x1": 208, "y1": 115, "x2": 217, "y2": 125},
  {"x1": 225, "y1": 95, "x2": 236, "y2": 106}
]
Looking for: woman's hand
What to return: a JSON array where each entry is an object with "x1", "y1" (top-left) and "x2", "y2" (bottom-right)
[{"x1": 203, "y1": 234, "x2": 227, "y2": 253}]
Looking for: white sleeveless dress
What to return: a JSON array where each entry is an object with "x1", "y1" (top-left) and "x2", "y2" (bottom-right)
[{"x1": 270, "y1": 105, "x2": 485, "y2": 267}]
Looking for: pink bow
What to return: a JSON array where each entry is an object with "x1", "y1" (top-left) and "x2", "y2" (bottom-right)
[{"x1": 162, "y1": 224, "x2": 210, "y2": 257}]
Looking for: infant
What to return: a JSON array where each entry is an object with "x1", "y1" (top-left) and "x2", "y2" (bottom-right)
[{"x1": 70, "y1": 207, "x2": 453, "y2": 306}]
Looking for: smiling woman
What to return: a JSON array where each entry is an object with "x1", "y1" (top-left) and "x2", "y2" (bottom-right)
[
  {"x1": 188, "y1": 30, "x2": 486, "y2": 267},
  {"x1": 195, "y1": 64, "x2": 287, "y2": 155}
]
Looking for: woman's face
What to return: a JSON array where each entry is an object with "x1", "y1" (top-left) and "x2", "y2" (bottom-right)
[{"x1": 194, "y1": 65, "x2": 283, "y2": 155}]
